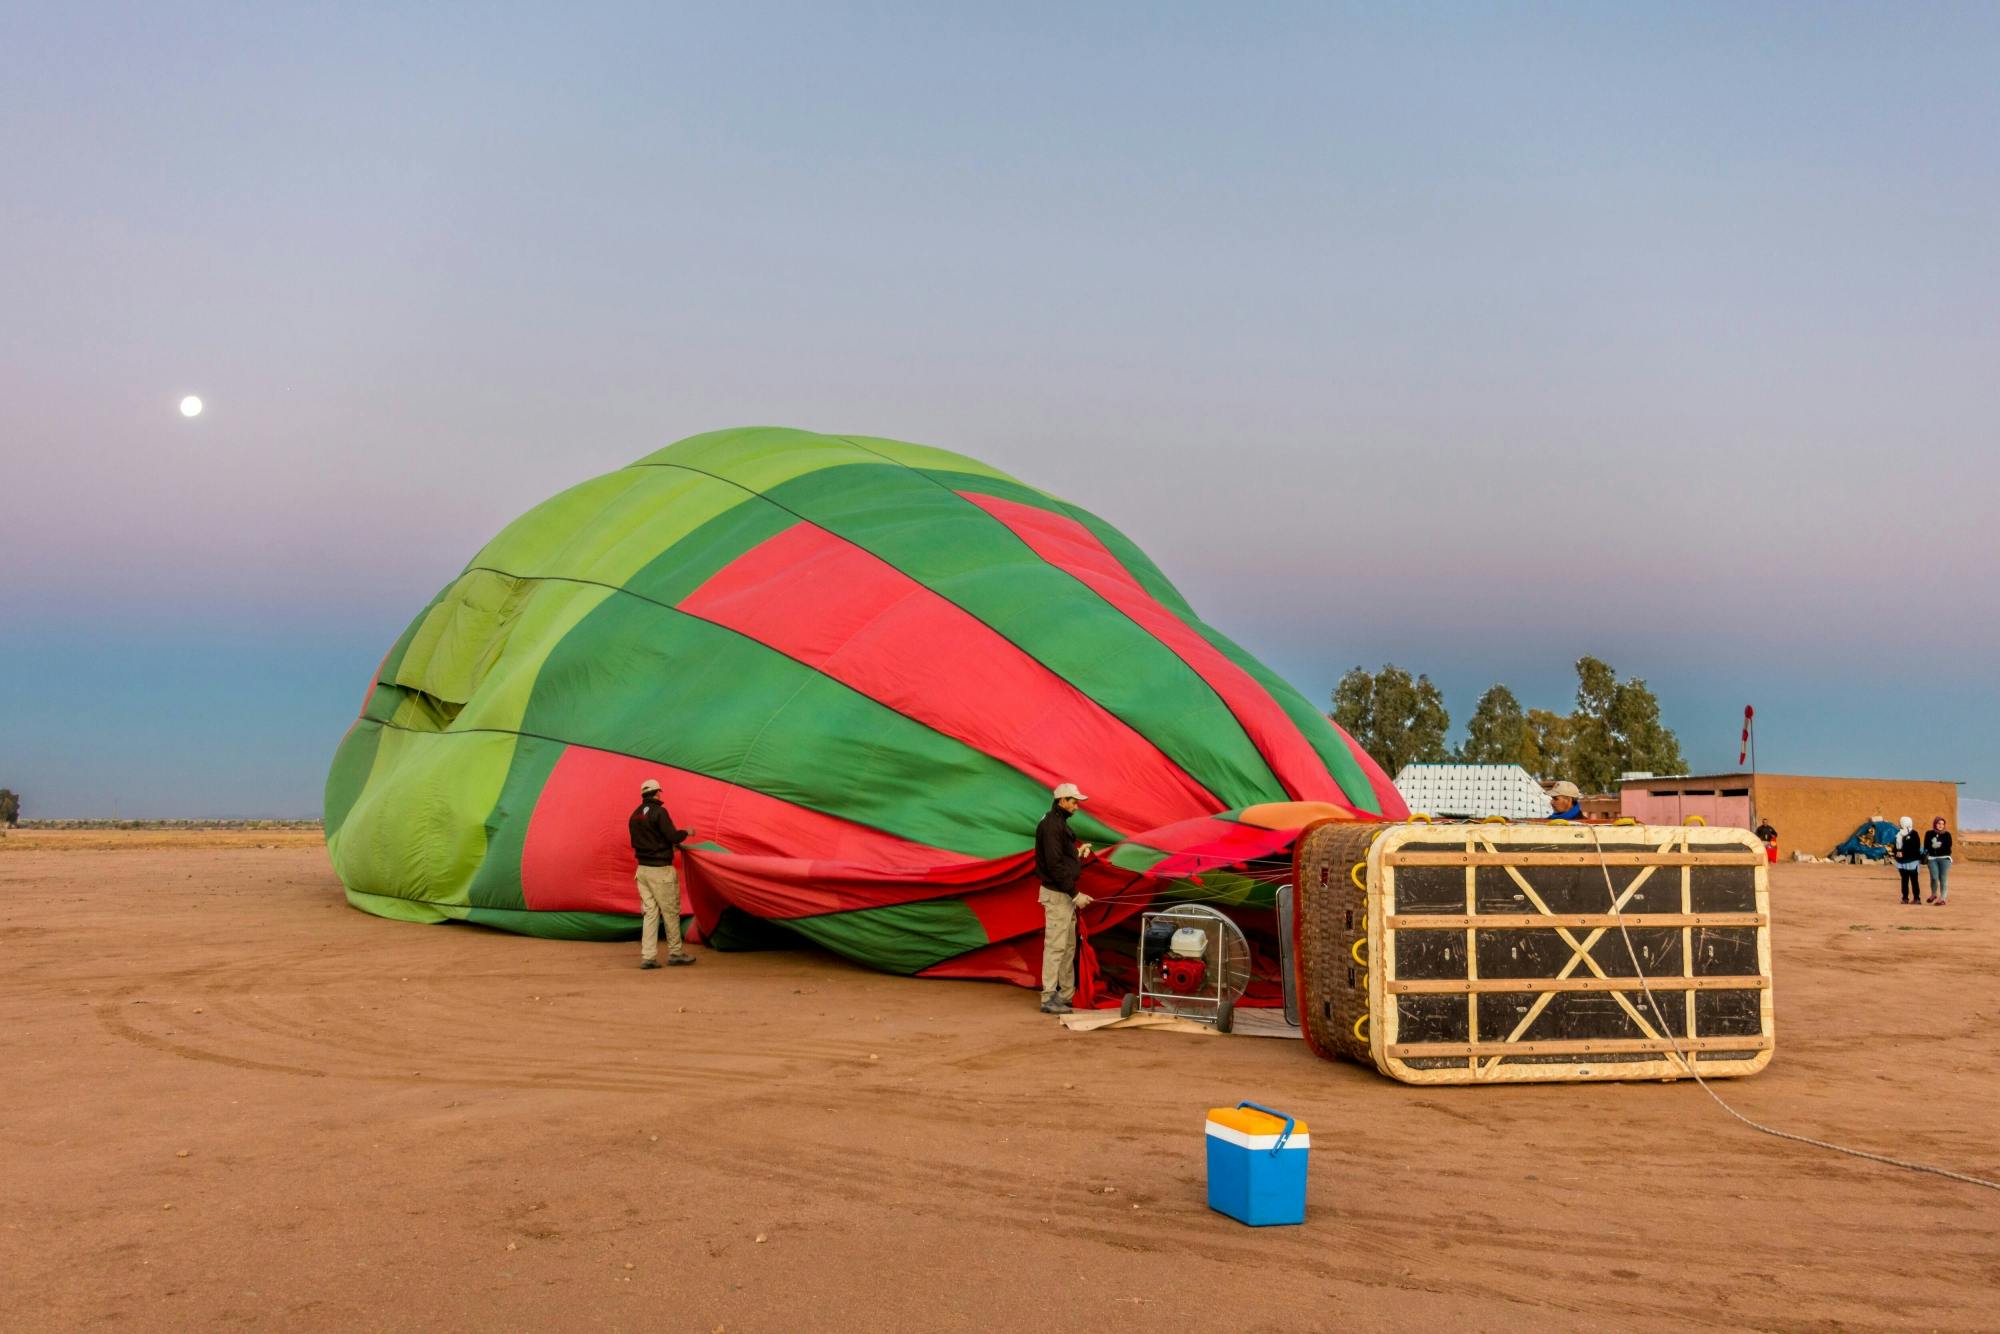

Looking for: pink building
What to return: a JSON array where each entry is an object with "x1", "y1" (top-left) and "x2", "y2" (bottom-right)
[
  {"x1": 1618, "y1": 772, "x2": 1960, "y2": 857},
  {"x1": 1618, "y1": 777, "x2": 1753, "y2": 830}
]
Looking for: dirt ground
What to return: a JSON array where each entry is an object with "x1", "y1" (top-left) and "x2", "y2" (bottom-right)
[
  {"x1": 1962, "y1": 830, "x2": 2000, "y2": 863},
  {"x1": 3, "y1": 841, "x2": 1996, "y2": 1332},
  {"x1": 0, "y1": 828, "x2": 325, "y2": 853}
]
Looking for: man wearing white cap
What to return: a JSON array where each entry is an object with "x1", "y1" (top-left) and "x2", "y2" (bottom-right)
[
  {"x1": 629, "y1": 778, "x2": 695, "y2": 969},
  {"x1": 1546, "y1": 781, "x2": 1584, "y2": 821},
  {"x1": 1033, "y1": 783, "x2": 1095, "y2": 1014}
]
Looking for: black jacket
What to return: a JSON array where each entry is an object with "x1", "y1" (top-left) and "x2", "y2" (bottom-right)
[
  {"x1": 1925, "y1": 831, "x2": 1953, "y2": 859},
  {"x1": 1034, "y1": 803, "x2": 1081, "y2": 894},
  {"x1": 1892, "y1": 829, "x2": 1926, "y2": 864},
  {"x1": 629, "y1": 797, "x2": 690, "y2": 867}
]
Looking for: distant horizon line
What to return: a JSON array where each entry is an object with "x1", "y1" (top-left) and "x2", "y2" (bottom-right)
[{"x1": 10, "y1": 816, "x2": 324, "y2": 826}]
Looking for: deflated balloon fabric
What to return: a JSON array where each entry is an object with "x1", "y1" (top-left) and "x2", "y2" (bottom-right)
[{"x1": 324, "y1": 428, "x2": 1405, "y2": 999}]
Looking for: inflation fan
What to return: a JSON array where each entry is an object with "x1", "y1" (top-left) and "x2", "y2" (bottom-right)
[{"x1": 1119, "y1": 905, "x2": 1253, "y2": 1032}]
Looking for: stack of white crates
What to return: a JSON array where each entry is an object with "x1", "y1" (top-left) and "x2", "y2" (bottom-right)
[{"x1": 1392, "y1": 764, "x2": 1555, "y2": 821}]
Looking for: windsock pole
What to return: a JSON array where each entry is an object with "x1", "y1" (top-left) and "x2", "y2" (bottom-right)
[{"x1": 1740, "y1": 706, "x2": 1757, "y2": 828}]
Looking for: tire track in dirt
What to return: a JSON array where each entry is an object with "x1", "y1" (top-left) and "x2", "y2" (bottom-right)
[
  {"x1": 96, "y1": 965, "x2": 894, "y2": 1097},
  {"x1": 665, "y1": 1135, "x2": 1615, "y2": 1319},
  {"x1": 706, "y1": 1133, "x2": 1924, "y2": 1328}
]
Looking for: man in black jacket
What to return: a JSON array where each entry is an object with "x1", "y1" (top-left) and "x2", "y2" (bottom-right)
[
  {"x1": 629, "y1": 778, "x2": 695, "y2": 969},
  {"x1": 1034, "y1": 783, "x2": 1095, "y2": 1014}
]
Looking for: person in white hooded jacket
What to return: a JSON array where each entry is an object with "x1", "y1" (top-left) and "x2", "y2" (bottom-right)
[{"x1": 1891, "y1": 816, "x2": 1926, "y2": 905}]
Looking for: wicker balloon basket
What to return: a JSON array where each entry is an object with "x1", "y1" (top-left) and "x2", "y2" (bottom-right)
[
  {"x1": 1291, "y1": 820, "x2": 1775, "y2": 1085},
  {"x1": 1292, "y1": 821, "x2": 1378, "y2": 1065}
]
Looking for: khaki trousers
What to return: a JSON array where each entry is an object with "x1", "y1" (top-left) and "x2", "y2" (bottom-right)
[
  {"x1": 635, "y1": 864, "x2": 686, "y2": 963},
  {"x1": 1038, "y1": 887, "x2": 1076, "y2": 1002}
]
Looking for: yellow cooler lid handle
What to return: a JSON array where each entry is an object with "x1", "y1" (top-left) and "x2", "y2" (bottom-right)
[{"x1": 1235, "y1": 1101, "x2": 1297, "y2": 1155}]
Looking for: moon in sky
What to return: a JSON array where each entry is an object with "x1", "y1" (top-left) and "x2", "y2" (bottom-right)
[{"x1": 179, "y1": 395, "x2": 203, "y2": 418}]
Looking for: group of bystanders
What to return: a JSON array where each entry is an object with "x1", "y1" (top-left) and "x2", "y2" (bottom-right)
[{"x1": 1890, "y1": 816, "x2": 1955, "y2": 906}]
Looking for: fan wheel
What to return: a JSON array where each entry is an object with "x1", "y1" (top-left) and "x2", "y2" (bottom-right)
[
  {"x1": 1119, "y1": 993, "x2": 1138, "y2": 1019},
  {"x1": 1216, "y1": 999, "x2": 1235, "y2": 1034}
]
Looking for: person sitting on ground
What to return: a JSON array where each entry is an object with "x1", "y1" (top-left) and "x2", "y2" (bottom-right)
[
  {"x1": 1891, "y1": 816, "x2": 1926, "y2": 906},
  {"x1": 1034, "y1": 782, "x2": 1095, "y2": 1015},
  {"x1": 629, "y1": 778, "x2": 696, "y2": 969},
  {"x1": 1924, "y1": 817, "x2": 1953, "y2": 905},
  {"x1": 1546, "y1": 781, "x2": 1584, "y2": 821}
]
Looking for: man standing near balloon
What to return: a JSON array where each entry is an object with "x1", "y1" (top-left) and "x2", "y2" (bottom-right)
[
  {"x1": 629, "y1": 778, "x2": 696, "y2": 969},
  {"x1": 1035, "y1": 783, "x2": 1095, "y2": 1014}
]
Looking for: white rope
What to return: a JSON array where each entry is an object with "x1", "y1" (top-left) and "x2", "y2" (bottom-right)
[{"x1": 1585, "y1": 825, "x2": 2000, "y2": 1193}]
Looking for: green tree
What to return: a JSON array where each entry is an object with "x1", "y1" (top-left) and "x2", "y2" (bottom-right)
[
  {"x1": 1606, "y1": 672, "x2": 1686, "y2": 779},
  {"x1": 1330, "y1": 664, "x2": 1451, "y2": 776},
  {"x1": 1456, "y1": 685, "x2": 1527, "y2": 765},
  {"x1": 0, "y1": 789, "x2": 18, "y2": 827},
  {"x1": 1564, "y1": 656, "x2": 1686, "y2": 792},
  {"x1": 1521, "y1": 709, "x2": 1573, "y2": 781},
  {"x1": 1566, "y1": 657, "x2": 1620, "y2": 791}
]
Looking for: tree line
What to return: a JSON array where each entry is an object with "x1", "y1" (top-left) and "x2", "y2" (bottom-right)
[{"x1": 1329, "y1": 656, "x2": 1687, "y2": 793}]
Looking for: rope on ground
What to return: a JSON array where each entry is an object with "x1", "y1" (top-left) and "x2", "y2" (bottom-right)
[{"x1": 1585, "y1": 824, "x2": 2000, "y2": 1194}]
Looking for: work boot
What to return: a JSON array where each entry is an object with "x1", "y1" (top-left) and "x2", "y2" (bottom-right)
[
  {"x1": 666, "y1": 954, "x2": 697, "y2": 967},
  {"x1": 1041, "y1": 997, "x2": 1072, "y2": 1014},
  {"x1": 639, "y1": 959, "x2": 661, "y2": 970}
]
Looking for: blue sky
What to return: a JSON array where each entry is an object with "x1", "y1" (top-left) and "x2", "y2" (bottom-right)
[{"x1": 3, "y1": 3, "x2": 1995, "y2": 818}]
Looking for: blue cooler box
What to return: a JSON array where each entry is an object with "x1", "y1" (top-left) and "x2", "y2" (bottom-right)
[{"x1": 1205, "y1": 1101, "x2": 1309, "y2": 1226}]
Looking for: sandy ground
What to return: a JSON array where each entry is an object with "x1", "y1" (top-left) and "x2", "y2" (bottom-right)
[
  {"x1": 3, "y1": 841, "x2": 1997, "y2": 1332},
  {"x1": 0, "y1": 828, "x2": 326, "y2": 853}
]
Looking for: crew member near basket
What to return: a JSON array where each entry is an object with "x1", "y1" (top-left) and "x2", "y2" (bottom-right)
[
  {"x1": 629, "y1": 778, "x2": 696, "y2": 970},
  {"x1": 1034, "y1": 782, "x2": 1095, "y2": 1015},
  {"x1": 1546, "y1": 781, "x2": 1585, "y2": 821}
]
